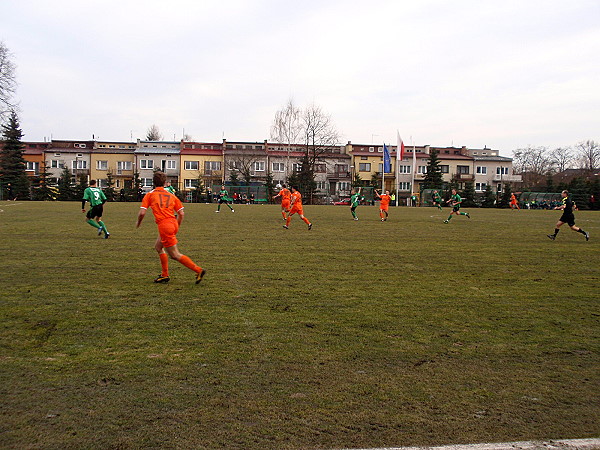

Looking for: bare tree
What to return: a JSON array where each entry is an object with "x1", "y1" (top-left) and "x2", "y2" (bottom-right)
[
  {"x1": 0, "y1": 41, "x2": 17, "y2": 123},
  {"x1": 228, "y1": 153, "x2": 260, "y2": 185},
  {"x1": 270, "y1": 98, "x2": 302, "y2": 180},
  {"x1": 549, "y1": 146, "x2": 573, "y2": 173},
  {"x1": 512, "y1": 146, "x2": 552, "y2": 187},
  {"x1": 576, "y1": 140, "x2": 599, "y2": 172},
  {"x1": 146, "y1": 124, "x2": 163, "y2": 141},
  {"x1": 301, "y1": 102, "x2": 340, "y2": 169}
]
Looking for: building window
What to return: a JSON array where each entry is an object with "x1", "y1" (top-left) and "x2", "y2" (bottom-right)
[
  {"x1": 476, "y1": 166, "x2": 487, "y2": 175},
  {"x1": 205, "y1": 161, "x2": 221, "y2": 174},
  {"x1": 140, "y1": 160, "x2": 153, "y2": 170},
  {"x1": 97, "y1": 160, "x2": 108, "y2": 170},
  {"x1": 457, "y1": 165, "x2": 470, "y2": 174},
  {"x1": 72, "y1": 160, "x2": 87, "y2": 170},
  {"x1": 338, "y1": 181, "x2": 351, "y2": 192},
  {"x1": 117, "y1": 161, "x2": 132, "y2": 171},
  {"x1": 185, "y1": 161, "x2": 199, "y2": 171},
  {"x1": 272, "y1": 162, "x2": 285, "y2": 172},
  {"x1": 368, "y1": 147, "x2": 374, "y2": 152},
  {"x1": 292, "y1": 163, "x2": 302, "y2": 172},
  {"x1": 441, "y1": 165, "x2": 450, "y2": 173},
  {"x1": 97, "y1": 179, "x2": 108, "y2": 188},
  {"x1": 315, "y1": 164, "x2": 326, "y2": 173},
  {"x1": 399, "y1": 182, "x2": 411, "y2": 191},
  {"x1": 399, "y1": 165, "x2": 411, "y2": 174},
  {"x1": 377, "y1": 147, "x2": 383, "y2": 153},
  {"x1": 475, "y1": 182, "x2": 487, "y2": 191},
  {"x1": 359, "y1": 163, "x2": 371, "y2": 172},
  {"x1": 26, "y1": 161, "x2": 40, "y2": 173},
  {"x1": 253, "y1": 161, "x2": 265, "y2": 172},
  {"x1": 166, "y1": 160, "x2": 176, "y2": 170},
  {"x1": 417, "y1": 166, "x2": 427, "y2": 174},
  {"x1": 316, "y1": 181, "x2": 326, "y2": 191},
  {"x1": 141, "y1": 178, "x2": 153, "y2": 187},
  {"x1": 497, "y1": 167, "x2": 509, "y2": 175},
  {"x1": 335, "y1": 164, "x2": 348, "y2": 174},
  {"x1": 378, "y1": 163, "x2": 392, "y2": 174},
  {"x1": 184, "y1": 179, "x2": 199, "y2": 188},
  {"x1": 50, "y1": 160, "x2": 65, "y2": 169}
]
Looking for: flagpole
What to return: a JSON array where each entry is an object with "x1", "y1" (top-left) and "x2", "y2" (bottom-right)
[
  {"x1": 411, "y1": 136, "x2": 416, "y2": 206},
  {"x1": 382, "y1": 143, "x2": 385, "y2": 192},
  {"x1": 396, "y1": 131, "x2": 401, "y2": 207}
]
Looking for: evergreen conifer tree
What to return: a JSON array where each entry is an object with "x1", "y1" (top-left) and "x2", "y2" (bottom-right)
[
  {"x1": 568, "y1": 177, "x2": 589, "y2": 210},
  {"x1": 287, "y1": 167, "x2": 299, "y2": 190},
  {"x1": 499, "y1": 183, "x2": 512, "y2": 208},
  {"x1": 461, "y1": 182, "x2": 477, "y2": 207},
  {"x1": 57, "y1": 166, "x2": 75, "y2": 200},
  {"x1": 0, "y1": 111, "x2": 30, "y2": 199},
  {"x1": 264, "y1": 169, "x2": 276, "y2": 203},
  {"x1": 422, "y1": 149, "x2": 444, "y2": 190},
  {"x1": 31, "y1": 161, "x2": 56, "y2": 201},
  {"x1": 482, "y1": 185, "x2": 496, "y2": 208},
  {"x1": 297, "y1": 154, "x2": 316, "y2": 203},
  {"x1": 104, "y1": 171, "x2": 116, "y2": 201},
  {"x1": 229, "y1": 170, "x2": 239, "y2": 186},
  {"x1": 73, "y1": 174, "x2": 88, "y2": 201}
]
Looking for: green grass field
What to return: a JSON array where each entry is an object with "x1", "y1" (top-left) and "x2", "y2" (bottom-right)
[{"x1": 1, "y1": 201, "x2": 599, "y2": 449}]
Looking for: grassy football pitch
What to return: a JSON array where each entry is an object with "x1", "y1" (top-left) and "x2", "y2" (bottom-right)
[{"x1": 1, "y1": 201, "x2": 598, "y2": 449}]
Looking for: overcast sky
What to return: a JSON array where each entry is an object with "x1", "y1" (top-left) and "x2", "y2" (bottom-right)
[{"x1": 1, "y1": 0, "x2": 599, "y2": 155}]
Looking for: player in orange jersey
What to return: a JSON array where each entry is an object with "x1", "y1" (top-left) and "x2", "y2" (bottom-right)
[
  {"x1": 136, "y1": 171, "x2": 206, "y2": 284},
  {"x1": 375, "y1": 189, "x2": 391, "y2": 221},
  {"x1": 510, "y1": 193, "x2": 520, "y2": 210},
  {"x1": 273, "y1": 184, "x2": 291, "y2": 220},
  {"x1": 284, "y1": 186, "x2": 312, "y2": 230}
]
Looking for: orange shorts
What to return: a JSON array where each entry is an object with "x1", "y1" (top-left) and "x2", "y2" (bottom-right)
[
  {"x1": 157, "y1": 218, "x2": 179, "y2": 248},
  {"x1": 289, "y1": 205, "x2": 303, "y2": 216},
  {"x1": 281, "y1": 200, "x2": 291, "y2": 210},
  {"x1": 380, "y1": 205, "x2": 389, "y2": 212}
]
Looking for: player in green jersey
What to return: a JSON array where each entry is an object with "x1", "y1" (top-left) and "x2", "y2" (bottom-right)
[
  {"x1": 165, "y1": 180, "x2": 176, "y2": 195},
  {"x1": 350, "y1": 187, "x2": 363, "y2": 220},
  {"x1": 432, "y1": 190, "x2": 443, "y2": 210},
  {"x1": 81, "y1": 179, "x2": 110, "y2": 238},
  {"x1": 444, "y1": 189, "x2": 470, "y2": 223},
  {"x1": 215, "y1": 185, "x2": 234, "y2": 213}
]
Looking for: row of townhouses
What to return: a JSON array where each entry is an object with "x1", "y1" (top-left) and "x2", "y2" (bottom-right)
[{"x1": 16, "y1": 138, "x2": 521, "y2": 200}]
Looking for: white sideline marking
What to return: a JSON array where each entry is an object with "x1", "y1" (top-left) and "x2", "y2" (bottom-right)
[{"x1": 344, "y1": 438, "x2": 600, "y2": 450}]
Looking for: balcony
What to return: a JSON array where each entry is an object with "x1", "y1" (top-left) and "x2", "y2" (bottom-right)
[
  {"x1": 493, "y1": 174, "x2": 522, "y2": 182},
  {"x1": 329, "y1": 171, "x2": 351, "y2": 178},
  {"x1": 453, "y1": 173, "x2": 474, "y2": 181}
]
